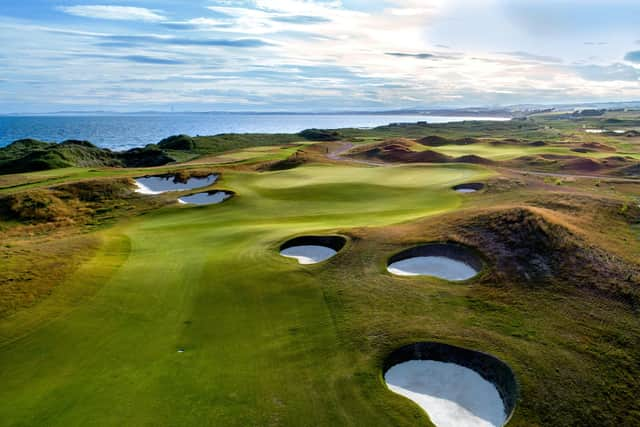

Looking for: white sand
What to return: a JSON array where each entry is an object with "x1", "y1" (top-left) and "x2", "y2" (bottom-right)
[
  {"x1": 178, "y1": 192, "x2": 231, "y2": 205},
  {"x1": 387, "y1": 256, "x2": 478, "y2": 280},
  {"x1": 385, "y1": 360, "x2": 506, "y2": 427},
  {"x1": 456, "y1": 188, "x2": 477, "y2": 193},
  {"x1": 134, "y1": 175, "x2": 217, "y2": 194},
  {"x1": 280, "y1": 245, "x2": 338, "y2": 264},
  {"x1": 134, "y1": 180, "x2": 163, "y2": 195}
]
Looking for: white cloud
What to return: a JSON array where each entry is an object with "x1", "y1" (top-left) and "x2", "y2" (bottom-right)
[
  {"x1": 253, "y1": 0, "x2": 342, "y2": 15},
  {"x1": 3, "y1": 1, "x2": 640, "y2": 111},
  {"x1": 59, "y1": 5, "x2": 166, "y2": 22},
  {"x1": 389, "y1": 8, "x2": 433, "y2": 16}
]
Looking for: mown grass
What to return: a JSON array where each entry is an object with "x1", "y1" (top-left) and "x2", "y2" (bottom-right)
[
  {"x1": 0, "y1": 151, "x2": 639, "y2": 426},
  {"x1": 0, "y1": 163, "x2": 492, "y2": 426}
]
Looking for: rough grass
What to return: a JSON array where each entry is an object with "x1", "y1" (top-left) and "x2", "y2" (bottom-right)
[
  {"x1": 0, "y1": 234, "x2": 101, "y2": 319},
  {"x1": 191, "y1": 133, "x2": 303, "y2": 154},
  {"x1": 1, "y1": 135, "x2": 640, "y2": 426},
  {"x1": 0, "y1": 139, "x2": 176, "y2": 175}
]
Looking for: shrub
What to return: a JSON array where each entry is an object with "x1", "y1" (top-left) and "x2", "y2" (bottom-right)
[
  {"x1": 298, "y1": 129, "x2": 341, "y2": 141},
  {"x1": 158, "y1": 135, "x2": 195, "y2": 150},
  {"x1": 2, "y1": 190, "x2": 72, "y2": 221}
]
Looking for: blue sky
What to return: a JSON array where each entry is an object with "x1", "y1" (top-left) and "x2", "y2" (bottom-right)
[{"x1": 0, "y1": 0, "x2": 639, "y2": 112}]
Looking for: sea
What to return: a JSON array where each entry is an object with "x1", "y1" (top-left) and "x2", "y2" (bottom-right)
[{"x1": 0, "y1": 113, "x2": 510, "y2": 151}]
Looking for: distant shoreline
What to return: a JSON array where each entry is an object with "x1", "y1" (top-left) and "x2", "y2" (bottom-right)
[
  {"x1": 0, "y1": 111, "x2": 513, "y2": 118},
  {"x1": 0, "y1": 114, "x2": 512, "y2": 150}
]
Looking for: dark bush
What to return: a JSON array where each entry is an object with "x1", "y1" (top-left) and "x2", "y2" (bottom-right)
[
  {"x1": 158, "y1": 135, "x2": 195, "y2": 150},
  {"x1": 299, "y1": 129, "x2": 341, "y2": 141}
]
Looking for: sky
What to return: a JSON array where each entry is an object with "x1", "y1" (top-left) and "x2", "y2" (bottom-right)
[{"x1": 0, "y1": 0, "x2": 639, "y2": 113}]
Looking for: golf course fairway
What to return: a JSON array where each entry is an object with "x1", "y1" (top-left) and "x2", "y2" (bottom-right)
[{"x1": 0, "y1": 163, "x2": 491, "y2": 426}]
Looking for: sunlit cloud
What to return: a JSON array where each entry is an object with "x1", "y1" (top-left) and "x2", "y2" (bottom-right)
[
  {"x1": 1, "y1": 0, "x2": 639, "y2": 112},
  {"x1": 59, "y1": 5, "x2": 166, "y2": 22}
]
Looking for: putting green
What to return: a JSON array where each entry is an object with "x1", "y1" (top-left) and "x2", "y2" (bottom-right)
[{"x1": 0, "y1": 163, "x2": 492, "y2": 426}]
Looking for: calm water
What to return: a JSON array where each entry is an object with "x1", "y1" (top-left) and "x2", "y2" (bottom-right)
[{"x1": 0, "y1": 114, "x2": 510, "y2": 151}]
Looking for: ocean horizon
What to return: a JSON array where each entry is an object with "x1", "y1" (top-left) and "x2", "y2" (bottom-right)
[{"x1": 0, "y1": 113, "x2": 510, "y2": 151}]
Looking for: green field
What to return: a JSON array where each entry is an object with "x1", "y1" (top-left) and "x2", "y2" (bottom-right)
[
  {"x1": 0, "y1": 163, "x2": 493, "y2": 426},
  {"x1": 419, "y1": 142, "x2": 640, "y2": 161},
  {"x1": 2, "y1": 117, "x2": 640, "y2": 426}
]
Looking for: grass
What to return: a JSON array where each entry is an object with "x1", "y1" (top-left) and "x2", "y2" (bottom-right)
[
  {"x1": 421, "y1": 142, "x2": 640, "y2": 161},
  {"x1": 0, "y1": 163, "x2": 492, "y2": 426},
  {"x1": 2, "y1": 115, "x2": 640, "y2": 426},
  {"x1": 0, "y1": 145, "x2": 305, "y2": 195}
]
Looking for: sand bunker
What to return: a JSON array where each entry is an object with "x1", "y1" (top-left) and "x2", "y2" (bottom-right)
[
  {"x1": 384, "y1": 342, "x2": 518, "y2": 427},
  {"x1": 178, "y1": 191, "x2": 233, "y2": 205},
  {"x1": 453, "y1": 183, "x2": 485, "y2": 193},
  {"x1": 387, "y1": 243, "x2": 482, "y2": 281},
  {"x1": 134, "y1": 174, "x2": 218, "y2": 194},
  {"x1": 281, "y1": 246, "x2": 337, "y2": 264},
  {"x1": 280, "y1": 235, "x2": 346, "y2": 265}
]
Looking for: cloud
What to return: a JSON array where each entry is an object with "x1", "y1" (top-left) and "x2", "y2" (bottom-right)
[
  {"x1": 59, "y1": 5, "x2": 166, "y2": 22},
  {"x1": 624, "y1": 51, "x2": 640, "y2": 63},
  {"x1": 389, "y1": 8, "x2": 435, "y2": 16},
  {"x1": 100, "y1": 35, "x2": 271, "y2": 48},
  {"x1": 122, "y1": 55, "x2": 185, "y2": 65},
  {"x1": 252, "y1": 0, "x2": 342, "y2": 15},
  {"x1": 499, "y1": 51, "x2": 563, "y2": 63},
  {"x1": 271, "y1": 15, "x2": 331, "y2": 24},
  {"x1": 4, "y1": 0, "x2": 640, "y2": 112},
  {"x1": 72, "y1": 53, "x2": 186, "y2": 65},
  {"x1": 574, "y1": 63, "x2": 639, "y2": 82},
  {"x1": 385, "y1": 52, "x2": 439, "y2": 59}
]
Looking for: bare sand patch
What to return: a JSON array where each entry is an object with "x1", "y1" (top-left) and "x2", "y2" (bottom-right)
[
  {"x1": 384, "y1": 342, "x2": 518, "y2": 427},
  {"x1": 387, "y1": 243, "x2": 482, "y2": 281},
  {"x1": 279, "y1": 235, "x2": 346, "y2": 265}
]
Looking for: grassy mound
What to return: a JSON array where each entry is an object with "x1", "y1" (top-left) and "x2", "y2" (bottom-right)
[
  {"x1": 0, "y1": 178, "x2": 154, "y2": 225},
  {"x1": 0, "y1": 139, "x2": 176, "y2": 174},
  {"x1": 419, "y1": 135, "x2": 478, "y2": 146},
  {"x1": 0, "y1": 189, "x2": 75, "y2": 222},
  {"x1": 158, "y1": 135, "x2": 195, "y2": 150},
  {"x1": 298, "y1": 128, "x2": 342, "y2": 141},
  {"x1": 450, "y1": 206, "x2": 640, "y2": 304},
  {"x1": 191, "y1": 133, "x2": 301, "y2": 154},
  {"x1": 0, "y1": 139, "x2": 120, "y2": 174},
  {"x1": 350, "y1": 139, "x2": 494, "y2": 165},
  {"x1": 119, "y1": 145, "x2": 174, "y2": 167},
  {"x1": 260, "y1": 151, "x2": 310, "y2": 171}
]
